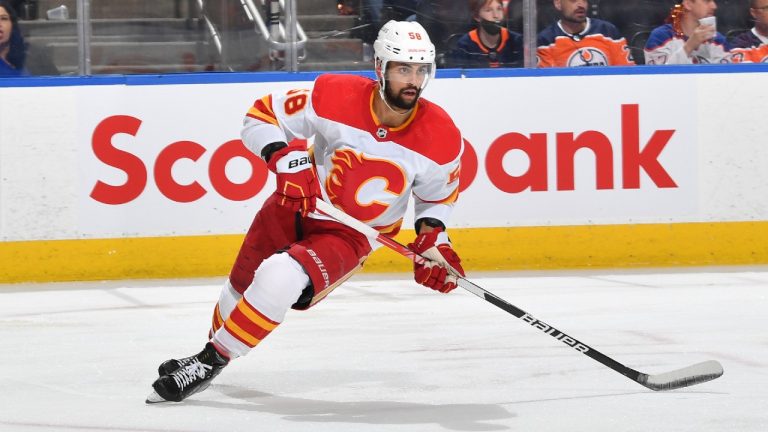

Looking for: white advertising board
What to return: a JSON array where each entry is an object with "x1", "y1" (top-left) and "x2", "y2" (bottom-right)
[{"x1": 1, "y1": 71, "x2": 766, "y2": 242}]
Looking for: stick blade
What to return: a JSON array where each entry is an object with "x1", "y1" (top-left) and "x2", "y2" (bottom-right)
[{"x1": 638, "y1": 360, "x2": 723, "y2": 391}]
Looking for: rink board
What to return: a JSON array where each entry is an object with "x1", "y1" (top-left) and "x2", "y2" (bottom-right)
[
  {"x1": 0, "y1": 66, "x2": 767, "y2": 282},
  {"x1": 1, "y1": 221, "x2": 766, "y2": 283}
]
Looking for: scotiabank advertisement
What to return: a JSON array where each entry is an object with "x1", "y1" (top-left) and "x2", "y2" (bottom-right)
[
  {"x1": 77, "y1": 82, "x2": 297, "y2": 237},
  {"x1": 442, "y1": 74, "x2": 698, "y2": 228},
  {"x1": 71, "y1": 74, "x2": 698, "y2": 238}
]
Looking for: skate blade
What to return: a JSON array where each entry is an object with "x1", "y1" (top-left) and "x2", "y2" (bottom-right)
[{"x1": 145, "y1": 390, "x2": 169, "y2": 404}]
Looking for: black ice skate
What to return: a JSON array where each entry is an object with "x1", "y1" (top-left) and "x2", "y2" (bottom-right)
[
  {"x1": 146, "y1": 342, "x2": 229, "y2": 403},
  {"x1": 157, "y1": 354, "x2": 197, "y2": 376}
]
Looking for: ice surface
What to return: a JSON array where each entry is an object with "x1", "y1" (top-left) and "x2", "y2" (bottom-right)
[{"x1": 1, "y1": 268, "x2": 767, "y2": 432}]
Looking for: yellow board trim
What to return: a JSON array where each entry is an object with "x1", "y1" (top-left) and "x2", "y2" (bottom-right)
[{"x1": 1, "y1": 221, "x2": 767, "y2": 283}]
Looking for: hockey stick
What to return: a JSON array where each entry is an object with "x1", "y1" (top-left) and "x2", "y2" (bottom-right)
[{"x1": 315, "y1": 200, "x2": 724, "y2": 391}]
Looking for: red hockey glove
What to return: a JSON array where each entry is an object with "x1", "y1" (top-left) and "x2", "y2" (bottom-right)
[
  {"x1": 408, "y1": 228, "x2": 465, "y2": 293},
  {"x1": 267, "y1": 146, "x2": 321, "y2": 217}
]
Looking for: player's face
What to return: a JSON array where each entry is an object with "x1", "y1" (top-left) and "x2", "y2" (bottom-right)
[
  {"x1": 556, "y1": 0, "x2": 588, "y2": 24},
  {"x1": 384, "y1": 61, "x2": 431, "y2": 110},
  {"x1": 751, "y1": 0, "x2": 768, "y2": 26},
  {"x1": 477, "y1": 0, "x2": 505, "y2": 23},
  {"x1": 0, "y1": 7, "x2": 12, "y2": 47},
  {"x1": 687, "y1": 0, "x2": 717, "y2": 19}
]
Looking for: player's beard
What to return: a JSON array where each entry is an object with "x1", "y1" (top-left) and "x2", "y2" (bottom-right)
[
  {"x1": 384, "y1": 81, "x2": 421, "y2": 111},
  {"x1": 562, "y1": 8, "x2": 587, "y2": 25}
]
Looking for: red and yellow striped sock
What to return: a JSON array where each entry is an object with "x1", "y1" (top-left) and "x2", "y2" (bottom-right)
[
  {"x1": 209, "y1": 304, "x2": 224, "y2": 338},
  {"x1": 220, "y1": 297, "x2": 279, "y2": 349}
]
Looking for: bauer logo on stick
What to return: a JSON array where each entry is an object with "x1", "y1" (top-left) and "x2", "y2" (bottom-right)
[{"x1": 522, "y1": 313, "x2": 590, "y2": 353}]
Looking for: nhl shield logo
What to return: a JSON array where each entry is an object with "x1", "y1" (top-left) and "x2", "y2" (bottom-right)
[{"x1": 376, "y1": 127, "x2": 387, "y2": 139}]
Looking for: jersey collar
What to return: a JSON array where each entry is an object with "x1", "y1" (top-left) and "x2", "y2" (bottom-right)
[
  {"x1": 557, "y1": 17, "x2": 591, "y2": 40},
  {"x1": 752, "y1": 27, "x2": 768, "y2": 45},
  {"x1": 369, "y1": 87, "x2": 420, "y2": 135}
]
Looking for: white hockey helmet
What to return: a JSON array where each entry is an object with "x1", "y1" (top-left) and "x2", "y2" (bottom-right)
[{"x1": 373, "y1": 20, "x2": 436, "y2": 89}]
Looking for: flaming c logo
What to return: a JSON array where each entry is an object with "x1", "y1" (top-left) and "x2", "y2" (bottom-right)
[{"x1": 325, "y1": 148, "x2": 407, "y2": 222}]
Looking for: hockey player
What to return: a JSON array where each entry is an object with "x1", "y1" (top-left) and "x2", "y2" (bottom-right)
[
  {"x1": 644, "y1": 0, "x2": 730, "y2": 65},
  {"x1": 730, "y1": 0, "x2": 768, "y2": 63},
  {"x1": 536, "y1": 0, "x2": 634, "y2": 67},
  {"x1": 146, "y1": 20, "x2": 466, "y2": 403},
  {"x1": 449, "y1": 0, "x2": 523, "y2": 68}
]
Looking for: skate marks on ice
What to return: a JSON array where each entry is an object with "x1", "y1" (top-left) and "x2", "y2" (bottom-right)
[
  {"x1": 148, "y1": 383, "x2": 722, "y2": 432},
  {"x1": 2, "y1": 269, "x2": 768, "y2": 431},
  {"x1": 0, "y1": 420, "x2": 193, "y2": 432},
  {"x1": 167, "y1": 384, "x2": 516, "y2": 432}
]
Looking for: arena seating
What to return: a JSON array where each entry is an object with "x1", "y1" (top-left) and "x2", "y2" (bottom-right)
[{"x1": 12, "y1": 0, "x2": 757, "y2": 74}]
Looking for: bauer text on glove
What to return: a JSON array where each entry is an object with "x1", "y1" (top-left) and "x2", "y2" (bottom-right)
[{"x1": 266, "y1": 145, "x2": 321, "y2": 217}]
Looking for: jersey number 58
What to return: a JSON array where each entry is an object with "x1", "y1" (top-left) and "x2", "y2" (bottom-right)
[{"x1": 284, "y1": 89, "x2": 310, "y2": 115}]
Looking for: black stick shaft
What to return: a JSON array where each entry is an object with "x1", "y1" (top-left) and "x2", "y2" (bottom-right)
[
  {"x1": 457, "y1": 277, "x2": 642, "y2": 382},
  {"x1": 315, "y1": 200, "x2": 723, "y2": 391}
]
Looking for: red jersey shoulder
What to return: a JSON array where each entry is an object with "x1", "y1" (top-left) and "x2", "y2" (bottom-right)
[
  {"x1": 311, "y1": 74, "x2": 462, "y2": 166},
  {"x1": 400, "y1": 99, "x2": 462, "y2": 166},
  {"x1": 312, "y1": 74, "x2": 375, "y2": 119}
]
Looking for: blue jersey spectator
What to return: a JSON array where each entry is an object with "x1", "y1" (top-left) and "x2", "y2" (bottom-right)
[
  {"x1": 730, "y1": 0, "x2": 768, "y2": 63},
  {"x1": 449, "y1": 0, "x2": 522, "y2": 68},
  {"x1": 537, "y1": 17, "x2": 634, "y2": 67},
  {"x1": 0, "y1": 0, "x2": 27, "y2": 76}
]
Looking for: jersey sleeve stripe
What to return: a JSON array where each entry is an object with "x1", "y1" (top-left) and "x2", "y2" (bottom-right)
[
  {"x1": 246, "y1": 95, "x2": 279, "y2": 126},
  {"x1": 373, "y1": 219, "x2": 404, "y2": 236},
  {"x1": 414, "y1": 186, "x2": 459, "y2": 205}
]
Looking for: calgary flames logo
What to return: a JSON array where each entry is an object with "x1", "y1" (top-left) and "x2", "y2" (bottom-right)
[{"x1": 325, "y1": 148, "x2": 407, "y2": 222}]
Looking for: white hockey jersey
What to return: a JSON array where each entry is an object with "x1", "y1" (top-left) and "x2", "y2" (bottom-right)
[
  {"x1": 241, "y1": 74, "x2": 463, "y2": 238},
  {"x1": 644, "y1": 24, "x2": 730, "y2": 65}
]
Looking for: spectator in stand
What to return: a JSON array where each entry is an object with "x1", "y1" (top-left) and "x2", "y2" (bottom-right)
[
  {"x1": 730, "y1": 0, "x2": 768, "y2": 63},
  {"x1": 449, "y1": 0, "x2": 522, "y2": 68},
  {"x1": 0, "y1": 0, "x2": 26, "y2": 76},
  {"x1": 537, "y1": 0, "x2": 634, "y2": 67},
  {"x1": 644, "y1": 0, "x2": 730, "y2": 64}
]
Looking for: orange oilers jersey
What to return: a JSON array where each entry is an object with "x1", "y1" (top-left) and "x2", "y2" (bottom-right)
[
  {"x1": 536, "y1": 18, "x2": 634, "y2": 67},
  {"x1": 730, "y1": 44, "x2": 768, "y2": 63},
  {"x1": 729, "y1": 29, "x2": 768, "y2": 63},
  {"x1": 241, "y1": 74, "x2": 463, "y2": 240}
]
